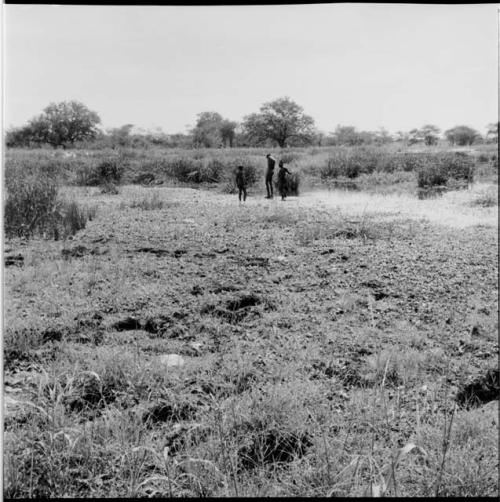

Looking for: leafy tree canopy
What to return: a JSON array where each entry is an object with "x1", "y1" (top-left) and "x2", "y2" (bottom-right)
[{"x1": 242, "y1": 97, "x2": 316, "y2": 148}]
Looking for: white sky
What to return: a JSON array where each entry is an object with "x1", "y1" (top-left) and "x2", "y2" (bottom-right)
[{"x1": 3, "y1": 4, "x2": 499, "y2": 135}]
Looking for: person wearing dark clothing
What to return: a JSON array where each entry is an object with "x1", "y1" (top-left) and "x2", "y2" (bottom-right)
[
  {"x1": 265, "y1": 154, "x2": 276, "y2": 199},
  {"x1": 235, "y1": 165, "x2": 247, "y2": 202},
  {"x1": 277, "y1": 160, "x2": 292, "y2": 200}
]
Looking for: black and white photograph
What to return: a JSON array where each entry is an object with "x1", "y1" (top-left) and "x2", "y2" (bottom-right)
[{"x1": 2, "y1": 3, "x2": 499, "y2": 498}]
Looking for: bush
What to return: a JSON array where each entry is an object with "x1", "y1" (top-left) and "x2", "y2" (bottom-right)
[
  {"x1": 469, "y1": 186, "x2": 498, "y2": 208},
  {"x1": 401, "y1": 153, "x2": 426, "y2": 172},
  {"x1": 4, "y1": 174, "x2": 96, "y2": 240},
  {"x1": 169, "y1": 157, "x2": 204, "y2": 183},
  {"x1": 4, "y1": 175, "x2": 59, "y2": 238},
  {"x1": 128, "y1": 191, "x2": 165, "y2": 210},
  {"x1": 234, "y1": 159, "x2": 259, "y2": 186},
  {"x1": 55, "y1": 201, "x2": 97, "y2": 239},
  {"x1": 321, "y1": 148, "x2": 380, "y2": 180},
  {"x1": 278, "y1": 152, "x2": 303, "y2": 164},
  {"x1": 417, "y1": 152, "x2": 474, "y2": 188},
  {"x1": 288, "y1": 172, "x2": 300, "y2": 196},
  {"x1": 100, "y1": 182, "x2": 120, "y2": 195},
  {"x1": 417, "y1": 163, "x2": 448, "y2": 188},
  {"x1": 491, "y1": 153, "x2": 498, "y2": 169},
  {"x1": 75, "y1": 158, "x2": 124, "y2": 186},
  {"x1": 205, "y1": 159, "x2": 225, "y2": 182}
]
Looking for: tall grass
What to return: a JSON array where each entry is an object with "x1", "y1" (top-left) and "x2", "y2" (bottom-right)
[
  {"x1": 4, "y1": 160, "x2": 97, "y2": 240},
  {"x1": 4, "y1": 145, "x2": 486, "y2": 195},
  {"x1": 416, "y1": 152, "x2": 474, "y2": 188}
]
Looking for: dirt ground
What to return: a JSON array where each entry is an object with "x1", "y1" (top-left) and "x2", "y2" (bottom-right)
[{"x1": 3, "y1": 183, "x2": 499, "y2": 497}]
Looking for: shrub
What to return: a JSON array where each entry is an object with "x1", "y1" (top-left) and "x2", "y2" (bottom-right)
[
  {"x1": 417, "y1": 152, "x2": 474, "y2": 188},
  {"x1": 168, "y1": 157, "x2": 205, "y2": 183},
  {"x1": 128, "y1": 191, "x2": 165, "y2": 210},
  {"x1": 320, "y1": 148, "x2": 381, "y2": 180},
  {"x1": 133, "y1": 172, "x2": 156, "y2": 185},
  {"x1": 401, "y1": 153, "x2": 426, "y2": 172},
  {"x1": 442, "y1": 152, "x2": 474, "y2": 182},
  {"x1": 469, "y1": 186, "x2": 498, "y2": 207},
  {"x1": 491, "y1": 153, "x2": 498, "y2": 169},
  {"x1": 239, "y1": 162, "x2": 258, "y2": 186},
  {"x1": 52, "y1": 201, "x2": 97, "y2": 240},
  {"x1": 417, "y1": 163, "x2": 448, "y2": 188},
  {"x1": 4, "y1": 174, "x2": 96, "y2": 240},
  {"x1": 288, "y1": 172, "x2": 300, "y2": 196},
  {"x1": 205, "y1": 159, "x2": 225, "y2": 182},
  {"x1": 59, "y1": 201, "x2": 96, "y2": 237},
  {"x1": 278, "y1": 152, "x2": 303, "y2": 164},
  {"x1": 223, "y1": 159, "x2": 260, "y2": 193},
  {"x1": 75, "y1": 158, "x2": 124, "y2": 186},
  {"x1": 100, "y1": 182, "x2": 120, "y2": 195},
  {"x1": 4, "y1": 175, "x2": 59, "y2": 238}
]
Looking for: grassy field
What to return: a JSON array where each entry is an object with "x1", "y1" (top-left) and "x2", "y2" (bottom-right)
[
  {"x1": 3, "y1": 144, "x2": 499, "y2": 497},
  {"x1": 4, "y1": 142, "x2": 498, "y2": 193}
]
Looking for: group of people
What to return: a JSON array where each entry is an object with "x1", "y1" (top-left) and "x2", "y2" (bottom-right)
[{"x1": 235, "y1": 154, "x2": 292, "y2": 202}]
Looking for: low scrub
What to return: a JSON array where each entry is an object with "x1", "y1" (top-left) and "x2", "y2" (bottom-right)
[
  {"x1": 4, "y1": 172, "x2": 96, "y2": 240},
  {"x1": 221, "y1": 160, "x2": 259, "y2": 193},
  {"x1": 321, "y1": 149, "x2": 377, "y2": 179},
  {"x1": 287, "y1": 172, "x2": 300, "y2": 196},
  {"x1": 469, "y1": 186, "x2": 498, "y2": 207},
  {"x1": 127, "y1": 191, "x2": 165, "y2": 210},
  {"x1": 75, "y1": 158, "x2": 124, "y2": 186},
  {"x1": 319, "y1": 148, "x2": 415, "y2": 180},
  {"x1": 167, "y1": 157, "x2": 218, "y2": 183},
  {"x1": 417, "y1": 152, "x2": 474, "y2": 189}
]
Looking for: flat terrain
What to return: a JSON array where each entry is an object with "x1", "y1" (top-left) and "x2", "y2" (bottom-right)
[{"x1": 4, "y1": 183, "x2": 499, "y2": 497}]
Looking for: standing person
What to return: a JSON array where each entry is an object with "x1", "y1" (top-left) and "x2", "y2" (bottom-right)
[
  {"x1": 265, "y1": 154, "x2": 276, "y2": 199},
  {"x1": 277, "y1": 160, "x2": 292, "y2": 200},
  {"x1": 235, "y1": 165, "x2": 247, "y2": 202}
]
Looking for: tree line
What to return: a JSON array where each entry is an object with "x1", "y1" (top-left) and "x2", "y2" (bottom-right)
[{"x1": 5, "y1": 98, "x2": 499, "y2": 149}]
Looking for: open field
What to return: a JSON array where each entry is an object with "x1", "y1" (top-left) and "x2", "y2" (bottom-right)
[{"x1": 3, "y1": 169, "x2": 498, "y2": 496}]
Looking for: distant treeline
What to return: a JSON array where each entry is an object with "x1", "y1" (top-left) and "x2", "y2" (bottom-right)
[{"x1": 5, "y1": 99, "x2": 499, "y2": 150}]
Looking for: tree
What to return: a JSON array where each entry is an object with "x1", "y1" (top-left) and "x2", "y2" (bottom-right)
[
  {"x1": 331, "y1": 126, "x2": 363, "y2": 146},
  {"x1": 192, "y1": 112, "x2": 224, "y2": 148},
  {"x1": 444, "y1": 125, "x2": 481, "y2": 146},
  {"x1": 395, "y1": 131, "x2": 410, "y2": 145},
  {"x1": 486, "y1": 122, "x2": 499, "y2": 143},
  {"x1": 5, "y1": 125, "x2": 36, "y2": 147},
  {"x1": 220, "y1": 119, "x2": 238, "y2": 147},
  {"x1": 420, "y1": 124, "x2": 440, "y2": 146},
  {"x1": 242, "y1": 97, "x2": 316, "y2": 148},
  {"x1": 408, "y1": 128, "x2": 424, "y2": 145},
  {"x1": 107, "y1": 124, "x2": 134, "y2": 148},
  {"x1": 407, "y1": 125, "x2": 440, "y2": 146},
  {"x1": 313, "y1": 131, "x2": 326, "y2": 147},
  {"x1": 28, "y1": 100, "x2": 101, "y2": 148},
  {"x1": 373, "y1": 127, "x2": 393, "y2": 145}
]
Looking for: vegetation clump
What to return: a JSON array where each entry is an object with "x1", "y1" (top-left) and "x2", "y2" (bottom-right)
[
  {"x1": 4, "y1": 166, "x2": 96, "y2": 240},
  {"x1": 417, "y1": 152, "x2": 474, "y2": 188}
]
